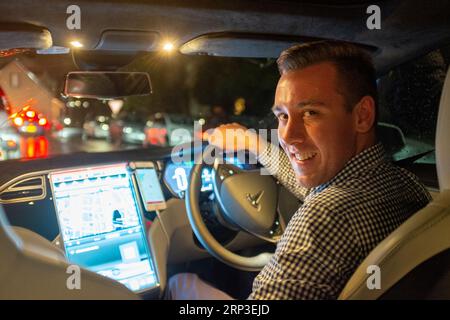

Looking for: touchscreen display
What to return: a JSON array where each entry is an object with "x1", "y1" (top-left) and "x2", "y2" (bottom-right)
[
  {"x1": 49, "y1": 163, "x2": 159, "y2": 293},
  {"x1": 135, "y1": 168, "x2": 166, "y2": 210}
]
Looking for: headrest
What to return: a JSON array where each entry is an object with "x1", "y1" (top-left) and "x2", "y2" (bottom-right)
[{"x1": 436, "y1": 66, "x2": 450, "y2": 191}]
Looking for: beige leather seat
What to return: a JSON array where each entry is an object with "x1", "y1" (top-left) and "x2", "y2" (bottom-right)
[
  {"x1": 339, "y1": 66, "x2": 450, "y2": 300},
  {"x1": 0, "y1": 206, "x2": 138, "y2": 299}
]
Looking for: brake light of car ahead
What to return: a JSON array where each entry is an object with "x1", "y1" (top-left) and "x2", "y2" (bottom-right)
[
  {"x1": 13, "y1": 117, "x2": 24, "y2": 126},
  {"x1": 145, "y1": 127, "x2": 167, "y2": 146},
  {"x1": 25, "y1": 110, "x2": 36, "y2": 118},
  {"x1": 38, "y1": 118, "x2": 47, "y2": 126}
]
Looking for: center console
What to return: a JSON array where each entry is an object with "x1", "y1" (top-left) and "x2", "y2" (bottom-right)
[{"x1": 48, "y1": 162, "x2": 161, "y2": 295}]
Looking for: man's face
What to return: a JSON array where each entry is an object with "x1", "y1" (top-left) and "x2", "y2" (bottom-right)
[{"x1": 273, "y1": 62, "x2": 359, "y2": 188}]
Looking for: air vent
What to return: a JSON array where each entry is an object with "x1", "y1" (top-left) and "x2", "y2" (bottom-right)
[
  {"x1": 13, "y1": 177, "x2": 43, "y2": 188},
  {"x1": 0, "y1": 189, "x2": 44, "y2": 201},
  {"x1": 0, "y1": 176, "x2": 46, "y2": 204}
]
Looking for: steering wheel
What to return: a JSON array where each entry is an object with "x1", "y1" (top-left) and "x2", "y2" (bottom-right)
[{"x1": 185, "y1": 146, "x2": 286, "y2": 271}]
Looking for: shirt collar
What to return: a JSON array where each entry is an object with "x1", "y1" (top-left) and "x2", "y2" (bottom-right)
[{"x1": 309, "y1": 143, "x2": 386, "y2": 195}]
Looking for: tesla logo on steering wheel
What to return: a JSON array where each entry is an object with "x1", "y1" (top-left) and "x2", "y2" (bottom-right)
[{"x1": 246, "y1": 190, "x2": 264, "y2": 210}]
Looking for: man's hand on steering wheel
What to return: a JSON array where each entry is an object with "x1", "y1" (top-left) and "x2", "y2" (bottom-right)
[{"x1": 206, "y1": 123, "x2": 268, "y2": 157}]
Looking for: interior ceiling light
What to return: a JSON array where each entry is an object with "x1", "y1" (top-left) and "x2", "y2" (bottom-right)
[
  {"x1": 162, "y1": 42, "x2": 174, "y2": 52},
  {"x1": 70, "y1": 40, "x2": 84, "y2": 48}
]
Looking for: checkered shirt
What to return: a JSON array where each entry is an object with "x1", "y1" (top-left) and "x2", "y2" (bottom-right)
[{"x1": 250, "y1": 143, "x2": 432, "y2": 299}]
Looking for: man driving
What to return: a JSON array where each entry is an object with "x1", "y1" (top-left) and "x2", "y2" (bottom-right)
[{"x1": 167, "y1": 40, "x2": 432, "y2": 299}]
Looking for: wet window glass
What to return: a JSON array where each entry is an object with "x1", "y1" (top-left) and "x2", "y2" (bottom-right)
[{"x1": 378, "y1": 46, "x2": 450, "y2": 165}]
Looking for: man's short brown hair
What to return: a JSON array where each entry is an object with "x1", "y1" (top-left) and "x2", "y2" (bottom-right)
[{"x1": 277, "y1": 40, "x2": 378, "y2": 115}]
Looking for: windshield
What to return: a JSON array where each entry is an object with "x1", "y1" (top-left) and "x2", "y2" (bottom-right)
[{"x1": 0, "y1": 52, "x2": 279, "y2": 159}]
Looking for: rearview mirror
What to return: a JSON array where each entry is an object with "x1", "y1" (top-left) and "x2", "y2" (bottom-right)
[{"x1": 64, "y1": 71, "x2": 152, "y2": 99}]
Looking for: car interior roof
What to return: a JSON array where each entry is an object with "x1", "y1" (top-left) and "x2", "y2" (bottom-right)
[{"x1": 0, "y1": 0, "x2": 449, "y2": 74}]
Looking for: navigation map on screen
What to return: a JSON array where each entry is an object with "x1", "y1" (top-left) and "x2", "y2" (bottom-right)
[{"x1": 49, "y1": 163, "x2": 159, "y2": 293}]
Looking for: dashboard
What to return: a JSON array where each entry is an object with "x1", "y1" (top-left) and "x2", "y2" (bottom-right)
[{"x1": 0, "y1": 152, "x2": 259, "y2": 242}]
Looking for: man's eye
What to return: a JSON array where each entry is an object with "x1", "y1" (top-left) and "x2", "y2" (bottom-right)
[
  {"x1": 276, "y1": 113, "x2": 288, "y2": 121},
  {"x1": 303, "y1": 110, "x2": 317, "y2": 118}
]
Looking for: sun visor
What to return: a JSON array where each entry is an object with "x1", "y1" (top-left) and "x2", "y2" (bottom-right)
[
  {"x1": 0, "y1": 23, "x2": 52, "y2": 51},
  {"x1": 180, "y1": 33, "x2": 378, "y2": 58},
  {"x1": 94, "y1": 30, "x2": 160, "y2": 52}
]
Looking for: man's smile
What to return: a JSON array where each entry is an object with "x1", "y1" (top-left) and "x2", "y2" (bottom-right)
[
  {"x1": 291, "y1": 151, "x2": 317, "y2": 162},
  {"x1": 288, "y1": 149, "x2": 319, "y2": 176}
]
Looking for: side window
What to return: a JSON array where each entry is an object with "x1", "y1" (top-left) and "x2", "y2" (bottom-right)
[{"x1": 377, "y1": 45, "x2": 449, "y2": 187}]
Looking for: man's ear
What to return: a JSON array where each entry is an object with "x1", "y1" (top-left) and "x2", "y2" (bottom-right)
[{"x1": 353, "y1": 96, "x2": 376, "y2": 133}]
